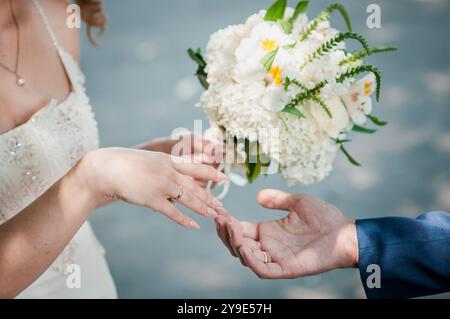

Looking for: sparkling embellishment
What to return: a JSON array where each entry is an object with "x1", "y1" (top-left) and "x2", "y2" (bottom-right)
[
  {"x1": 16, "y1": 77, "x2": 26, "y2": 87},
  {"x1": 10, "y1": 141, "x2": 22, "y2": 157},
  {"x1": 0, "y1": 46, "x2": 99, "y2": 276}
]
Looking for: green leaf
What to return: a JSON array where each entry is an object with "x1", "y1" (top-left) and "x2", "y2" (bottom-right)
[
  {"x1": 264, "y1": 0, "x2": 287, "y2": 22},
  {"x1": 281, "y1": 105, "x2": 305, "y2": 118},
  {"x1": 291, "y1": 0, "x2": 309, "y2": 22},
  {"x1": 197, "y1": 74, "x2": 209, "y2": 91},
  {"x1": 284, "y1": 0, "x2": 309, "y2": 33},
  {"x1": 282, "y1": 42, "x2": 297, "y2": 49},
  {"x1": 352, "y1": 124, "x2": 377, "y2": 134},
  {"x1": 244, "y1": 140, "x2": 265, "y2": 183},
  {"x1": 283, "y1": 77, "x2": 291, "y2": 90},
  {"x1": 340, "y1": 144, "x2": 361, "y2": 166},
  {"x1": 333, "y1": 138, "x2": 361, "y2": 166},
  {"x1": 277, "y1": 18, "x2": 291, "y2": 34},
  {"x1": 187, "y1": 48, "x2": 206, "y2": 67},
  {"x1": 246, "y1": 162, "x2": 262, "y2": 183},
  {"x1": 187, "y1": 48, "x2": 209, "y2": 90},
  {"x1": 335, "y1": 138, "x2": 351, "y2": 144},
  {"x1": 367, "y1": 114, "x2": 388, "y2": 126},
  {"x1": 261, "y1": 47, "x2": 279, "y2": 71}
]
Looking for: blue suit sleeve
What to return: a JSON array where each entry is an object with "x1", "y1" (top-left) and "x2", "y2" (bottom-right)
[{"x1": 356, "y1": 211, "x2": 450, "y2": 299}]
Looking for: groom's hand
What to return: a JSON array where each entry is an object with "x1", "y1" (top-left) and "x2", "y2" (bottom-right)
[{"x1": 215, "y1": 189, "x2": 359, "y2": 279}]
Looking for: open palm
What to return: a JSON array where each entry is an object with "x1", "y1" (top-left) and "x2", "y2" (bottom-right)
[{"x1": 215, "y1": 189, "x2": 358, "y2": 279}]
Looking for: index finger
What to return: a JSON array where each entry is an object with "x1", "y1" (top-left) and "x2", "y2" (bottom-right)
[{"x1": 215, "y1": 215, "x2": 237, "y2": 258}]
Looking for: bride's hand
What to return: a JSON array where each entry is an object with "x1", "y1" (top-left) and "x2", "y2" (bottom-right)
[
  {"x1": 138, "y1": 134, "x2": 224, "y2": 188},
  {"x1": 79, "y1": 147, "x2": 227, "y2": 229},
  {"x1": 138, "y1": 134, "x2": 219, "y2": 164}
]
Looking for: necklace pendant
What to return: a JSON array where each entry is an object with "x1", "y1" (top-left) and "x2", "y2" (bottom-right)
[{"x1": 16, "y1": 77, "x2": 26, "y2": 87}]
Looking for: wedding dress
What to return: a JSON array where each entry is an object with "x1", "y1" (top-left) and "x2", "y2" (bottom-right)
[{"x1": 0, "y1": 0, "x2": 117, "y2": 298}]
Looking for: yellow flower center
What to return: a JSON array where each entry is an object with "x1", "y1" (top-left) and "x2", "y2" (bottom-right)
[
  {"x1": 269, "y1": 66, "x2": 283, "y2": 85},
  {"x1": 261, "y1": 39, "x2": 277, "y2": 52},
  {"x1": 363, "y1": 82, "x2": 372, "y2": 95}
]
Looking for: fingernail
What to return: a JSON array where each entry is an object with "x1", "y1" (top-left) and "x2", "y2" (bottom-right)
[
  {"x1": 213, "y1": 198, "x2": 223, "y2": 207},
  {"x1": 217, "y1": 171, "x2": 228, "y2": 181},
  {"x1": 190, "y1": 220, "x2": 201, "y2": 229},
  {"x1": 207, "y1": 207, "x2": 218, "y2": 217}
]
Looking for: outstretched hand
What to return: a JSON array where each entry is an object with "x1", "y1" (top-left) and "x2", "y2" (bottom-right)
[{"x1": 215, "y1": 189, "x2": 358, "y2": 279}]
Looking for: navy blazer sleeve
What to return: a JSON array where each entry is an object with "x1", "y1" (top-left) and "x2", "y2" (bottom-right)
[{"x1": 356, "y1": 211, "x2": 450, "y2": 299}]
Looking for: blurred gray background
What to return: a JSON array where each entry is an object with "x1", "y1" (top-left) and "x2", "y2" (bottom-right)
[{"x1": 82, "y1": 0, "x2": 450, "y2": 298}]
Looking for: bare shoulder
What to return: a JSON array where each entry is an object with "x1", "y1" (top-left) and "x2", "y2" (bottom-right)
[{"x1": 39, "y1": 0, "x2": 80, "y2": 61}]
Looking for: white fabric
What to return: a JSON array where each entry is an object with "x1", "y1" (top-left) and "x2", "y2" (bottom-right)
[{"x1": 0, "y1": 0, "x2": 117, "y2": 298}]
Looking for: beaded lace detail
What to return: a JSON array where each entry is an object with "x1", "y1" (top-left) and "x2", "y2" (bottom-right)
[{"x1": 0, "y1": 0, "x2": 99, "y2": 273}]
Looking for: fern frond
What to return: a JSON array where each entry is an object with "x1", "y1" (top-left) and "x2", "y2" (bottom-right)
[
  {"x1": 343, "y1": 33, "x2": 370, "y2": 52},
  {"x1": 301, "y1": 32, "x2": 370, "y2": 70},
  {"x1": 337, "y1": 65, "x2": 382, "y2": 101},
  {"x1": 339, "y1": 46, "x2": 398, "y2": 66},
  {"x1": 286, "y1": 80, "x2": 328, "y2": 107},
  {"x1": 300, "y1": 12, "x2": 328, "y2": 41},
  {"x1": 284, "y1": 77, "x2": 309, "y2": 91},
  {"x1": 300, "y1": 3, "x2": 352, "y2": 41},
  {"x1": 283, "y1": 93, "x2": 332, "y2": 119}
]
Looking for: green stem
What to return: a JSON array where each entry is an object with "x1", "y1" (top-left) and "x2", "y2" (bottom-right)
[{"x1": 310, "y1": 95, "x2": 332, "y2": 118}]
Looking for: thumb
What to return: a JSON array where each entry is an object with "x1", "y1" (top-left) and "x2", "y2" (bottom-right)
[{"x1": 256, "y1": 189, "x2": 299, "y2": 212}]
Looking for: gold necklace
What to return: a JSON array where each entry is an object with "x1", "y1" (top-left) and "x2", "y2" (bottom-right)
[{"x1": 0, "y1": 0, "x2": 26, "y2": 87}]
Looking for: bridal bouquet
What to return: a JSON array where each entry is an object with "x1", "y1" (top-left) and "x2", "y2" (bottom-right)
[{"x1": 189, "y1": 0, "x2": 396, "y2": 186}]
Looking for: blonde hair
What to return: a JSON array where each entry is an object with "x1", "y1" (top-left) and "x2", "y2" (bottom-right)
[{"x1": 75, "y1": 0, "x2": 107, "y2": 45}]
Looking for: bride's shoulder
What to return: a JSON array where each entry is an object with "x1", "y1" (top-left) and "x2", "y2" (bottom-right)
[{"x1": 40, "y1": 0, "x2": 80, "y2": 62}]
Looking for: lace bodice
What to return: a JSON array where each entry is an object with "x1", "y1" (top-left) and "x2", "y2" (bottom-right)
[
  {"x1": 0, "y1": 92, "x2": 99, "y2": 219},
  {"x1": 0, "y1": 0, "x2": 99, "y2": 271}
]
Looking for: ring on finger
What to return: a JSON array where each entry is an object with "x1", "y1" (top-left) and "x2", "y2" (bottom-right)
[
  {"x1": 262, "y1": 251, "x2": 269, "y2": 264},
  {"x1": 168, "y1": 184, "x2": 184, "y2": 203}
]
